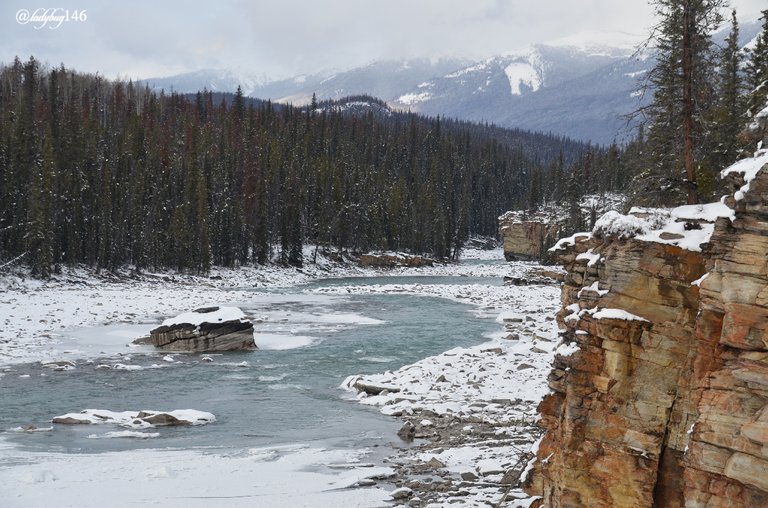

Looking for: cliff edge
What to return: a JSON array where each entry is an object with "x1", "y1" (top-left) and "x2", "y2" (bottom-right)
[{"x1": 524, "y1": 147, "x2": 768, "y2": 507}]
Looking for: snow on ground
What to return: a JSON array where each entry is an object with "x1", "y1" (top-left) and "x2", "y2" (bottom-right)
[
  {"x1": 161, "y1": 307, "x2": 247, "y2": 327},
  {"x1": 0, "y1": 259, "x2": 366, "y2": 365},
  {"x1": 0, "y1": 247, "x2": 557, "y2": 506},
  {"x1": 0, "y1": 249, "x2": 511, "y2": 366},
  {"x1": 0, "y1": 439, "x2": 395, "y2": 508},
  {"x1": 336, "y1": 266, "x2": 563, "y2": 506},
  {"x1": 593, "y1": 202, "x2": 735, "y2": 252}
]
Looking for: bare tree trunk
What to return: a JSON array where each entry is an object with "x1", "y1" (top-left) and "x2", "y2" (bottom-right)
[{"x1": 682, "y1": 1, "x2": 699, "y2": 204}]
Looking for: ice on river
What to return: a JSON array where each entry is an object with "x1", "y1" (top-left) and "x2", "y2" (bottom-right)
[
  {"x1": 0, "y1": 439, "x2": 394, "y2": 508},
  {"x1": 0, "y1": 249, "x2": 556, "y2": 507}
]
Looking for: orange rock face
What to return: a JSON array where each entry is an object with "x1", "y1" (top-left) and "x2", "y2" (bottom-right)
[
  {"x1": 499, "y1": 218, "x2": 561, "y2": 261},
  {"x1": 525, "y1": 164, "x2": 768, "y2": 507}
]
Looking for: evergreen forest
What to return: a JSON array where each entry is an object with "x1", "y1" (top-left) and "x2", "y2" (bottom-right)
[{"x1": 0, "y1": 57, "x2": 628, "y2": 276}]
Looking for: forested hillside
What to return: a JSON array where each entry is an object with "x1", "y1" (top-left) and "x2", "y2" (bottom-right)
[{"x1": 0, "y1": 57, "x2": 629, "y2": 277}]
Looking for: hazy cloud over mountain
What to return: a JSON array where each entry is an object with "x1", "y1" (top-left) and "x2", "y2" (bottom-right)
[{"x1": 1, "y1": 0, "x2": 765, "y2": 79}]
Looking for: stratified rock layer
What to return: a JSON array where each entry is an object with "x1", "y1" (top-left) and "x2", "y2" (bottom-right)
[
  {"x1": 525, "y1": 162, "x2": 768, "y2": 507},
  {"x1": 148, "y1": 307, "x2": 256, "y2": 352},
  {"x1": 498, "y1": 217, "x2": 560, "y2": 261}
]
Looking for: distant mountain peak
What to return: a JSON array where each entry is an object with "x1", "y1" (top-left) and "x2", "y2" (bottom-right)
[
  {"x1": 544, "y1": 30, "x2": 646, "y2": 52},
  {"x1": 138, "y1": 21, "x2": 760, "y2": 145}
]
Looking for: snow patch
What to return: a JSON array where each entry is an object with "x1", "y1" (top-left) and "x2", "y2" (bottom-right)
[
  {"x1": 591, "y1": 308, "x2": 649, "y2": 322},
  {"x1": 445, "y1": 63, "x2": 488, "y2": 78},
  {"x1": 721, "y1": 150, "x2": 768, "y2": 201},
  {"x1": 575, "y1": 249, "x2": 601, "y2": 267},
  {"x1": 52, "y1": 409, "x2": 216, "y2": 428},
  {"x1": 594, "y1": 201, "x2": 735, "y2": 252},
  {"x1": 550, "y1": 232, "x2": 591, "y2": 252},
  {"x1": 504, "y1": 62, "x2": 541, "y2": 95},
  {"x1": 255, "y1": 333, "x2": 317, "y2": 350},
  {"x1": 161, "y1": 306, "x2": 246, "y2": 327},
  {"x1": 397, "y1": 91, "x2": 431, "y2": 105}
]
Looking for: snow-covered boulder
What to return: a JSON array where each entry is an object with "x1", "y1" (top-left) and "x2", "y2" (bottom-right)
[
  {"x1": 52, "y1": 409, "x2": 216, "y2": 427},
  {"x1": 147, "y1": 306, "x2": 256, "y2": 352}
]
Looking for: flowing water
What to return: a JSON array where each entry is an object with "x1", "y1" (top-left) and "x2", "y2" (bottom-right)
[{"x1": 0, "y1": 274, "x2": 501, "y2": 459}]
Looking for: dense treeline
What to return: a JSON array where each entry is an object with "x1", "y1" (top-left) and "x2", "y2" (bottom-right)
[
  {"x1": 0, "y1": 57, "x2": 627, "y2": 277},
  {"x1": 632, "y1": 5, "x2": 768, "y2": 206}
]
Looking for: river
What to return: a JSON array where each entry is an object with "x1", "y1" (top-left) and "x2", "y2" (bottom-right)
[{"x1": 0, "y1": 271, "x2": 507, "y2": 507}]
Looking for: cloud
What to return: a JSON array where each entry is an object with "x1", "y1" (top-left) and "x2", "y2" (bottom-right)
[{"x1": 0, "y1": 0, "x2": 763, "y2": 80}]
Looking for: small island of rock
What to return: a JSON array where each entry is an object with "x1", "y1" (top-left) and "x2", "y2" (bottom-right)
[{"x1": 143, "y1": 306, "x2": 256, "y2": 352}]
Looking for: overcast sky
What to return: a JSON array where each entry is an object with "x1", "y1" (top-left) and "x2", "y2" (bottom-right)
[{"x1": 0, "y1": 0, "x2": 765, "y2": 80}]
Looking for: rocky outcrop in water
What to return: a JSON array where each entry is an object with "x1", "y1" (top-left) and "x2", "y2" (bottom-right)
[
  {"x1": 524, "y1": 146, "x2": 768, "y2": 506},
  {"x1": 52, "y1": 409, "x2": 216, "y2": 427},
  {"x1": 146, "y1": 306, "x2": 256, "y2": 352}
]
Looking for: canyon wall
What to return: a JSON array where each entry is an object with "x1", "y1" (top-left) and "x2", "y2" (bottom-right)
[
  {"x1": 498, "y1": 214, "x2": 561, "y2": 261},
  {"x1": 525, "y1": 155, "x2": 768, "y2": 507}
]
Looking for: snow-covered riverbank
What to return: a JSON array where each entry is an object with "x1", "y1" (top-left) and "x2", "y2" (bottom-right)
[
  {"x1": 0, "y1": 249, "x2": 518, "y2": 365},
  {"x1": 0, "y1": 249, "x2": 561, "y2": 507},
  {"x1": 333, "y1": 271, "x2": 561, "y2": 507}
]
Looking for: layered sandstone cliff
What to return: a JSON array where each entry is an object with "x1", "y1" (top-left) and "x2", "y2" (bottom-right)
[
  {"x1": 498, "y1": 211, "x2": 561, "y2": 261},
  {"x1": 525, "y1": 151, "x2": 768, "y2": 507},
  {"x1": 498, "y1": 195, "x2": 626, "y2": 262}
]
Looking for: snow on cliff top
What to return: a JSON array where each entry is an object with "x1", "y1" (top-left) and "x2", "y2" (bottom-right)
[
  {"x1": 551, "y1": 200, "x2": 735, "y2": 253},
  {"x1": 720, "y1": 149, "x2": 768, "y2": 201},
  {"x1": 592, "y1": 201, "x2": 734, "y2": 252},
  {"x1": 542, "y1": 152, "x2": 768, "y2": 253},
  {"x1": 161, "y1": 306, "x2": 247, "y2": 327}
]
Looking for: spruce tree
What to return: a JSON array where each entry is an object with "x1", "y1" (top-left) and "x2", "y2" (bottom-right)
[
  {"x1": 27, "y1": 133, "x2": 54, "y2": 277},
  {"x1": 641, "y1": 0, "x2": 725, "y2": 205},
  {"x1": 745, "y1": 9, "x2": 768, "y2": 116},
  {"x1": 706, "y1": 9, "x2": 745, "y2": 198}
]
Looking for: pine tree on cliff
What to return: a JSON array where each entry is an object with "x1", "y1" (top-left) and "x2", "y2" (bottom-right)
[
  {"x1": 745, "y1": 9, "x2": 768, "y2": 116},
  {"x1": 707, "y1": 9, "x2": 746, "y2": 197},
  {"x1": 642, "y1": 0, "x2": 725, "y2": 205}
]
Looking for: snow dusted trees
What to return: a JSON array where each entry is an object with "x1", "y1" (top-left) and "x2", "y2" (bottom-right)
[
  {"x1": 642, "y1": 0, "x2": 726, "y2": 206},
  {"x1": 708, "y1": 9, "x2": 746, "y2": 178},
  {"x1": 0, "y1": 58, "x2": 634, "y2": 277},
  {"x1": 746, "y1": 9, "x2": 768, "y2": 117}
]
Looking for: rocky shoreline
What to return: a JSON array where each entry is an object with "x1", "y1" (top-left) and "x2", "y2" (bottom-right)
[
  {"x1": 339, "y1": 267, "x2": 563, "y2": 507},
  {"x1": 1, "y1": 248, "x2": 558, "y2": 507},
  {"x1": 382, "y1": 409, "x2": 540, "y2": 507}
]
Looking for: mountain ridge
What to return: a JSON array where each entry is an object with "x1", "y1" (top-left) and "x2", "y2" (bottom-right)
[{"x1": 140, "y1": 24, "x2": 760, "y2": 145}]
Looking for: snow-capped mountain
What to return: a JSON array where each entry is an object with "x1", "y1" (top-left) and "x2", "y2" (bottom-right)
[
  {"x1": 389, "y1": 24, "x2": 758, "y2": 144},
  {"x1": 141, "y1": 58, "x2": 470, "y2": 107},
  {"x1": 141, "y1": 24, "x2": 760, "y2": 145},
  {"x1": 390, "y1": 35, "x2": 648, "y2": 143},
  {"x1": 142, "y1": 68, "x2": 271, "y2": 97}
]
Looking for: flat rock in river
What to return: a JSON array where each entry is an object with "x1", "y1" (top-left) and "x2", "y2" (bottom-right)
[{"x1": 146, "y1": 306, "x2": 256, "y2": 352}]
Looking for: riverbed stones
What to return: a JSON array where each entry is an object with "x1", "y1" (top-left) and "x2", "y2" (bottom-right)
[
  {"x1": 398, "y1": 421, "x2": 416, "y2": 441},
  {"x1": 359, "y1": 253, "x2": 434, "y2": 268},
  {"x1": 391, "y1": 486, "x2": 413, "y2": 499},
  {"x1": 346, "y1": 376, "x2": 401, "y2": 395}
]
